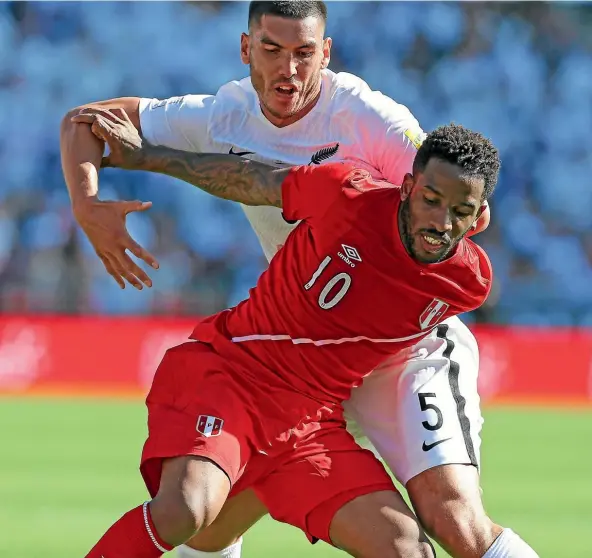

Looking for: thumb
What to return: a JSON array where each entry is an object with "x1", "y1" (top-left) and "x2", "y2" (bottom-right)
[
  {"x1": 70, "y1": 114, "x2": 95, "y2": 124},
  {"x1": 122, "y1": 200, "x2": 152, "y2": 214},
  {"x1": 91, "y1": 118, "x2": 110, "y2": 142}
]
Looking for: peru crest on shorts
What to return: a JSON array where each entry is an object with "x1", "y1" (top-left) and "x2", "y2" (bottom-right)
[
  {"x1": 197, "y1": 415, "x2": 224, "y2": 437},
  {"x1": 419, "y1": 298, "x2": 449, "y2": 330}
]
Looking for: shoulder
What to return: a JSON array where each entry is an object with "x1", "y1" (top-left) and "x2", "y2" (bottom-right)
[
  {"x1": 147, "y1": 77, "x2": 257, "y2": 113},
  {"x1": 318, "y1": 164, "x2": 400, "y2": 204},
  {"x1": 458, "y1": 239, "x2": 493, "y2": 294},
  {"x1": 289, "y1": 161, "x2": 361, "y2": 185},
  {"x1": 327, "y1": 70, "x2": 421, "y2": 134},
  {"x1": 213, "y1": 76, "x2": 259, "y2": 112},
  {"x1": 298, "y1": 162, "x2": 390, "y2": 185},
  {"x1": 286, "y1": 163, "x2": 388, "y2": 200}
]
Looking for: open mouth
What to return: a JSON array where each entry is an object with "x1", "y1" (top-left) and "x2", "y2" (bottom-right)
[
  {"x1": 419, "y1": 233, "x2": 448, "y2": 254},
  {"x1": 274, "y1": 84, "x2": 297, "y2": 97}
]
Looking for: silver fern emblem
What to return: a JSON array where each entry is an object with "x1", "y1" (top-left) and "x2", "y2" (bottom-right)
[{"x1": 309, "y1": 143, "x2": 340, "y2": 165}]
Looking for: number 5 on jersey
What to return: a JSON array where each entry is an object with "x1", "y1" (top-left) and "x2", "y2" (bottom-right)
[{"x1": 304, "y1": 256, "x2": 352, "y2": 310}]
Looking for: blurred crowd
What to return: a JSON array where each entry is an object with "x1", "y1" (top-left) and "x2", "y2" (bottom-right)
[{"x1": 1, "y1": 1, "x2": 591, "y2": 325}]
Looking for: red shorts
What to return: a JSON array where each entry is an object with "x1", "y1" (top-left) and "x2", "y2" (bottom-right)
[{"x1": 141, "y1": 341, "x2": 395, "y2": 544}]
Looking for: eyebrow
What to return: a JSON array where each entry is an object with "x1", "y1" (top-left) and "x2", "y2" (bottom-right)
[
  {"x1": 424, "y1": 184, "x2": 477, "y2": 210},
  {"x1": 260, "y1": 36, "x2": 317, "y2": 49}
]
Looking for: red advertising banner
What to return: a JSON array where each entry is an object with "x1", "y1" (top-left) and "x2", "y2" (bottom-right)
[{"x1": 0, "y1": 316, "x2": 590, "y2": 404}]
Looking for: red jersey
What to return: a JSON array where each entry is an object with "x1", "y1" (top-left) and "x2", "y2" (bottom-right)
[{"x1": 191, "y1": 163, "x2": 492, "y2": 404}]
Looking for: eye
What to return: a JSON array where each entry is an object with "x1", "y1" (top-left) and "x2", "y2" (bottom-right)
[
  {"x1": 424, "y1": 196, "x2": 438, "y2": 206},
  {"x1": 298, "y1": 50, "x2": 314, "y2": 59},
  {"x1": 264, "y1": 47, "x2": 280, "y2": 54},
  {"x1": 454, "y1": 209, "x2": 473, "y2": 218}
]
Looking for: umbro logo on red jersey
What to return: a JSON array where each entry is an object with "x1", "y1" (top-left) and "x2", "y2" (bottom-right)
[
  {"x1": 342, "y1": 244, "x2": 361, "y2": 261},
  {"x1": 338, "y1": 244, "x2": 361, "y2": 267}
]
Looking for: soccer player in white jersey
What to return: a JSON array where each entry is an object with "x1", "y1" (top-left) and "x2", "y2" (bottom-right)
[{"x1": 60, "y1": 2, "x2": 538, "y2": 557}]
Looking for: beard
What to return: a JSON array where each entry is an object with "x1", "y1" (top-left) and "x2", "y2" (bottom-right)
[
  {"x1": 398, "y1": 198, "x2": 471, "y2": 263},
  {"x1": 399, "y1": 197, "x2": 417, "y2": 259}
]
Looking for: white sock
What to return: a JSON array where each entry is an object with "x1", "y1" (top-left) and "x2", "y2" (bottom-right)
[
  {"x1": 176, "y1": 538, "x2": 243, "y2": 558},
  {"x1": 482, "y1": 528, "x2": 539, "y2": 558}
]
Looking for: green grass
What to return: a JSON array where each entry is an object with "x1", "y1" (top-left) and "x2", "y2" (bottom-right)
[{"x1": 0, "y1": 398, "x2": 589, "y2": 557}]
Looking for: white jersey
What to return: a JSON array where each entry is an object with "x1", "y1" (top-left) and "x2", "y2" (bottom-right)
[{"x1": 139, "y1": 69, "x2": 425, "y2": 261}]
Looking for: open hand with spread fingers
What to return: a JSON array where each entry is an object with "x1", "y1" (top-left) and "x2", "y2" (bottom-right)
[{"x1": 74, "y1": 197, "x2": 159, "y2": 290}]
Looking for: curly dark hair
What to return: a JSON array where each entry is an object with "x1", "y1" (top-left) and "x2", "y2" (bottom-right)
[
  {"x1": 248, "y1": 1, "x2": 328, "y2": 28},
  {"x1": 413, "y1": 123, "x2": 501, "y2": 201}
]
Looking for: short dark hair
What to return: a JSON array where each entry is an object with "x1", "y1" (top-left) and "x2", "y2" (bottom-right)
[
  {"x1": 413, "y1": 123, "x2": 501, "y2": 201},
  {"x1": 248, "y1": 1, "x2": 327, "y2": 29}
]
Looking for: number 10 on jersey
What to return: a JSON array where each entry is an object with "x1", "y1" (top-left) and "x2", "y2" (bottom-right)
[{"x1": 304, "y1": 256, "x2": 352, "y2": 310}]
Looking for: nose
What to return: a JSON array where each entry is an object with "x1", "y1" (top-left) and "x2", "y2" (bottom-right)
[
  {"x1": 278, "y1": 53, "x2": 297, "y2": 78},
  {"x1": 430, "y1": 207, "x2": 453, "y2": 234}
]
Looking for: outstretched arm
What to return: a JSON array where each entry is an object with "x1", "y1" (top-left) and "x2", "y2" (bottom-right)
[{"x1": 72, "y1": 108, "x2": 288, "y2": 208}]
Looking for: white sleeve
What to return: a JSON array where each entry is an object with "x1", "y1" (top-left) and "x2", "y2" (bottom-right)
[
  {"x1": 138, "y1": 94, "x2": 215, "y2": 152},
  {"x1": 357, "y1": 92, "x2": 426, "y2": 185}
]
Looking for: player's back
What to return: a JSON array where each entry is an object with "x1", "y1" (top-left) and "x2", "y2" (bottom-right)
[{"x1": 191, "y1": 164, "x2": 492, "y2": 404}]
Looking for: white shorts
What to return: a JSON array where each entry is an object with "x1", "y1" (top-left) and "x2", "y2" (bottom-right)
[{"x1": 344, "y1": 316, "x2": 483, "y2": 486}]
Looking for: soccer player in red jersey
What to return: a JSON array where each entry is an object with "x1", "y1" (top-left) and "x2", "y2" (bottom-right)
[
  {"x1": 76, "y1": 112, "x2": 502, "y2": 558},
  {"x1": 62, "y1": 3, "x2": 535, "y2": 557},
  {"x1": 64, "y1": 5, "x2": 539, "y2": 556}
]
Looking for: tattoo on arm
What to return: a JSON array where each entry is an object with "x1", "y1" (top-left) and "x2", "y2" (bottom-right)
[{"x1": 137, "y1": 145, "x2": 287, "y2": 207}]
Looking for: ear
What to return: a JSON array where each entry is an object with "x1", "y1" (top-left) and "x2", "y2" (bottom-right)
[
  {"x1": 240, "y1": 32, "x2": 250, "y2": 65},
  {"x1": 469, "y1": 201, "x2": 490, "y2": 236},
  {"x1": 400, "y1": 173, "x2": 414, "y2": 200},
  {"x1": 321, "y1": 37, "x2": 332, "y2": 69}
]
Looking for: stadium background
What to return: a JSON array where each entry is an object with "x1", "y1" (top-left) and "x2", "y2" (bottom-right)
[{"x1": 0, "y1": 1, "x2": 590, "y2": 556}]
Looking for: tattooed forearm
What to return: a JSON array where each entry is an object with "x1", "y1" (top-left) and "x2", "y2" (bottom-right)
[{"x1": 135, "y1": 145, "x2": 287, "y2": 207}]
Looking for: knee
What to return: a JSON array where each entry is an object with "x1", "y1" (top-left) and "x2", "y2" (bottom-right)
[
  {"x1": 184, "y1": 489, "x2": 267, "y2": 552},
  {"x1": 329, "y1": 490, "x2": 436, "y2": 558},
  {"x1": 150, "y1": 487, "x2": 219, "y2": 545},
  {"x1": 407, "y1": 465, "x2": 500, "y2": 556},
  {"x1": 416, "y1": 497, "x2": 497, "y2": 555},
  {"x1": 338, "y1": 514, "x2": 436, "y2": 558},
  {"x1": 355, "y1": 536, "x2": 435, "y2": 558},
  {"x1": 385, "y1": 538, "x2": 435, "y2": 558},
  {"x1": 148, "y1": 457, "x2": 231, "y2": 546},
  {"x1": 386, "y1": 521, "x2": 436, "y2": 558}
]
